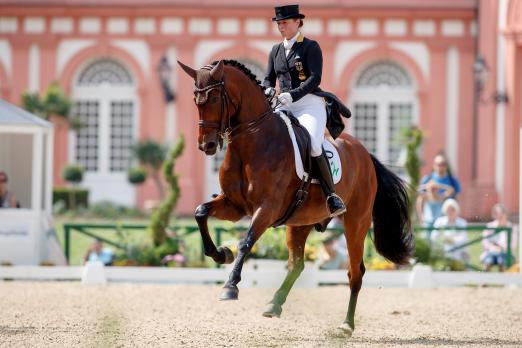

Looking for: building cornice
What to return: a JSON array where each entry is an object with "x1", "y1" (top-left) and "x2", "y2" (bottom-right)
[{"x1": 0, "y1": 0, "x2": 478, "y2": 10}]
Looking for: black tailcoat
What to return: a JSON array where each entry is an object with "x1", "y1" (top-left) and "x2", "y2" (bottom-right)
[{"x1": 263, "y1": 34, "x2": 351, "y2": 139}]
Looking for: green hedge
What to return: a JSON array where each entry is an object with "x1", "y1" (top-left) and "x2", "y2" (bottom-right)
[{"x1": 53, "y1": 188, "x2": 89, "y2": 210}]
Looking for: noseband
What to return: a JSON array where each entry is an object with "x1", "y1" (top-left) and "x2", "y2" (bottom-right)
[{"x1": 194, "y1": 65, "x2": 272, "y2": 148}]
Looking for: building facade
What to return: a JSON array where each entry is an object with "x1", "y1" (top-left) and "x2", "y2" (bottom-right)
[{"x1": 0, "y1": 0, "x2": 520, "y2": 218}]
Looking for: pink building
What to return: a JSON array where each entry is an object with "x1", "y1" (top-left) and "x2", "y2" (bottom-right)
[{"x1": 0, "y1": 0, "x2": 520, "y2": 218}]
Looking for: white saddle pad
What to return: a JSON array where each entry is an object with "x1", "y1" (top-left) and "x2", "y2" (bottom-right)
[{"x1": 278, "y1": 112, "x2": 342, "y2": 184}]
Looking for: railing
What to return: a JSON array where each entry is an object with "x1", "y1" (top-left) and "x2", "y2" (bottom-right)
[
  {"x1": 63, "y1": 223, "x2": 515, "y2": 269},
  {"x1": 413, "y1": 226, "x2": 515, "y2": 268},
  {"x1": 62, "y1": 223, "x2": 200, "y2": 263}
]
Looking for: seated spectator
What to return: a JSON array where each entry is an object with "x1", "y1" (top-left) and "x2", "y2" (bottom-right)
[
  {"x1": 481, "y1": 204, "x2": 514, "y2": 272},
  {"x1": 318, "y1": 231, "x2": 348, "y2": 270},
  {"x1": 416, "y1": 154, "x2": 461, "y2": 228},
  {"x1": 0, "y1": 171, "x2": 19, "y2": 208},
  {"x1": 432, "y1": 199, "x2": 469, "y2": 264},
  {"x1": 83, "y1": 239, "x2": 114, "y2": 266}
]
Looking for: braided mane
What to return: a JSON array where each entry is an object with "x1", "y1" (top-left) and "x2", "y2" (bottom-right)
[{"x1": 211, "y1": 59, "x2": 265, "y2": 94}]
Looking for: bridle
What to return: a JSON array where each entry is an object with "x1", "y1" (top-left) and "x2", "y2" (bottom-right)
[{"x1": 193, "y1": 65, "x2": 272, "y2": 148}]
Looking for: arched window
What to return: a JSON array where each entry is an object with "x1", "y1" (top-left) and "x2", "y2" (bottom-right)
[
  {"x1": 71, "y1": 58, "x2": 138, "y2": 205},
  {"x1": 350, "y1": 60, "x2": 417, "y2": 168},
  {"x1": 356, "y1": 60, "x2": 412, "y2": 88},
  {"x1": 77, "y1": 59, "x2": 133, "y2": 86}
]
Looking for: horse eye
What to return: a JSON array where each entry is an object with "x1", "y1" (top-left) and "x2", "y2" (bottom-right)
[{"x1": 211, "y1": 96, "x2": 219, "y2": 103}]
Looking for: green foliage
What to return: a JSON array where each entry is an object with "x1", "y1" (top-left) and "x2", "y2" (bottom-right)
[
  {"x1": 43, "y1": 82, "x2": 71, "y2": 117},
  {"x1": 251, "y1": 228, "x2": 289, "y2": 260},
  {"x1": 133, "y1": 140, "x2": 167, "y2": 170},
  {"x1": 147, "y1": 135, "x2": 185, "y2": 246},
  {"x1": 414, "y1": 233, "x2": 467, "y2": 271},
  {"x1": 62, "y1": 164, "x2": 84, "y2": 184},
  {"x1": 127, "y1": 167, "x2": 147, "y2": 185},
  {"x1": 400, "y1": 126, "x2": 424, "y2": 218},
  {"x1": 52, "y1": 187, "x2": 89, "y2": 210},
  {"x1": 87, "y1": 201, "x2": 144, "y2": 220},
  {"x1": 21, "y1": 92, "x2": 45, "y2": 117},
  {"x1": 21, "y1": 81, "x2": 71, "y2": 120},
  {"x1": 413, "y1": 234, "x2": 431, "y2": 263},
  {"x1": 116, "y1": 237, "x2": 180, "y2": 266},
  {"x1": 133, "y1": 139, "x2": 168, "y2": 199}
]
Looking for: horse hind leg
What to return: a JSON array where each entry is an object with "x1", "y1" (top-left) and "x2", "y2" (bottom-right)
[
  {"x1": 263, "y1": 225, "x2": 312, "y2": 318},
  {"x1": 339, "y1": 213, "x2": 371, "y2": 337}
]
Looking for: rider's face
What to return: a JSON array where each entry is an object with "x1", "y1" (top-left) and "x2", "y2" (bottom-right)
[{"x1": 277, "y1": 19, "x2": 300, "y2": 40}]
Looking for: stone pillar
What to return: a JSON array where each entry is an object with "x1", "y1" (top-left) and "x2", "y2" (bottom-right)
[
  {"x1": 424, "y1": 41, "x2": 448, "y2": 170},
  {"x1": 49, "y1": 115, "x2": 69, "y2": 187},
  {"x1": 174, "y1": 38, "x2": 201, "y2": 214}
]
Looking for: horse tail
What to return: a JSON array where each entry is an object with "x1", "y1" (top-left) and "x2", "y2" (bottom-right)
[{"x1": 370, "y1": 154, "x2": 413, "y2": 265}]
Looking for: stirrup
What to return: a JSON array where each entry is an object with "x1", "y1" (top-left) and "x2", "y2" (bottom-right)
[{"x1": 326, "y1": 193, "x2": 346, "y2": 217}]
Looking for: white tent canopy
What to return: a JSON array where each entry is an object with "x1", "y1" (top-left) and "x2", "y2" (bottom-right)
[{"x1": 0, "y1": 99, "x2": 65, "y2": 265}]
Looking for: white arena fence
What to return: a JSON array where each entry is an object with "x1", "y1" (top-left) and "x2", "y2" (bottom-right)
[{"x1": 1, "y1": 263, "x2": 521, "y2": 288}]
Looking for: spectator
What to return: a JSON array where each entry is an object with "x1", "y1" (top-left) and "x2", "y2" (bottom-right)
[
  {"x1": 432, "y1": 199, "x2": 469, "y2": 264},
  {"x1": 0, "y1": 171, "x2": 19, "y2": 208},
  {"x1": 318, "y1": 231, "x2": 348, "y2": 270},
  {"x1": 481, "y1": 204, "x2": 514, "y2": 272},
  {"x1": 83, "y1": 239, "x2": 114, "y2": 266},
  {"x1": 416, "y1": 154, "x2": 461, "y2": 228}
]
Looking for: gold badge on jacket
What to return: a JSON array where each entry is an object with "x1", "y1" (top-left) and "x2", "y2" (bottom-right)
[{"x1": 294, "y1": 55, "x2": 306, "y2": 81}]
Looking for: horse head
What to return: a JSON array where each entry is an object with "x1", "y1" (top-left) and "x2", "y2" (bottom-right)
[{"x1": 178, "y1": 60, "x2": 236, "y2": 156}]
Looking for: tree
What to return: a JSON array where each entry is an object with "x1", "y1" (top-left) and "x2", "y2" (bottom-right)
[
  {"x1": 147, "y1": 135, "x2": 185, "y2": 246},
  {"x1": 133, "y1": 140, "x2": 168, "y2": 200},
  {"x1": 62, "y1": 164, "x2": 84, "y2": 210}
]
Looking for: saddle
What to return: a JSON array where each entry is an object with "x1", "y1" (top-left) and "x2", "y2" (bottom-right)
[{"x1": 271, "y1": 111, "x2": 313, "y2": 227}]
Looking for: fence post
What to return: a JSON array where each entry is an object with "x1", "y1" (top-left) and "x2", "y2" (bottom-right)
[
  {"x1": 518, "y1": 127, "x2": 522, "y2": 275},
  {"x1": 506, "y1": 228, "x2": 512, "y2": 268},
  {"x1": 64, "y1": 224, "x2": 70, "y2": 264}
]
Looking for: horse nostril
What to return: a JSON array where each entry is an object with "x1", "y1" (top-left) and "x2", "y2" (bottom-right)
[{"x1": 206, "y1": 142, "x2": 217, "y2": 151}]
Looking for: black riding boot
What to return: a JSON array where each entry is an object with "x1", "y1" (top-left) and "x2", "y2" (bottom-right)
[{"x1": 313, "y1": 150, "x2": 347, "y2": 217}]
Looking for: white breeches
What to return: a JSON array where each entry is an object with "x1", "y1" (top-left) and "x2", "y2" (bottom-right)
[{"x1": 277, "y1": 94, "x2": 326, "y2": 157}]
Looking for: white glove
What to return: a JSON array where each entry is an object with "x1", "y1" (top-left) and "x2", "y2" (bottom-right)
[
  {"x1": 278, "y1": 92, "x2": 293, "y2": 106},
  {"x1": 264, "y1": 87, "x2": 276, "y2": 99}
]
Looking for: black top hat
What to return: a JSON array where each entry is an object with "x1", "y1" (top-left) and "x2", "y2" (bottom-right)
[{"x1": 272, "y1": 5, "x2": 305, "y2": 21}]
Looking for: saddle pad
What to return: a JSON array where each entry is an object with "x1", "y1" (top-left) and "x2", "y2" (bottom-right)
[{"x1": 277, "y1": 111, "x2": 342, "y2": 185}]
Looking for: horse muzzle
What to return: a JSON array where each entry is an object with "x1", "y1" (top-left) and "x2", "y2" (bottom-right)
[{"x1": 199, "y1": 141, "x2": 218, "y2": 155}]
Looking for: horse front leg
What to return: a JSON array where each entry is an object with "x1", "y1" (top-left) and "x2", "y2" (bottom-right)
[
  {"x1": 195, "y1": 194, "x2": 244, "y2": 265},
  {"x1": 219, "y1": 209, "x2": 272, "y2": 301}
]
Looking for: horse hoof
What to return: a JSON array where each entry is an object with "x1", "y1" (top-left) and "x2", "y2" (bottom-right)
[
  {"x1": 337, "y1": 323, "x2": 353, "y2": 338},
  {"x1": 219, "y1": 286, "x2": 239, "y2": 301},
  {"x1": 262, "y1": 303, "x2": 282, "y2": 318},
  {"x1": 217, "y1": 246, "x2": 235, "y2": 264}
]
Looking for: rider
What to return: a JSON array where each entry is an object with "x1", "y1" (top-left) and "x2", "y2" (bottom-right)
[{"x1": 263, "y1": 4, "x2": 346, "y2": 217}]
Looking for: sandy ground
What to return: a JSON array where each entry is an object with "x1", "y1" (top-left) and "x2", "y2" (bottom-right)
[{"x1": 1, "y1": 282, "x2": 522, "y2": 348}]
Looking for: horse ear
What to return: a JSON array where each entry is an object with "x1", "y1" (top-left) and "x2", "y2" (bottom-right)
[
  {"x1": 177, "y1": 60, "x2": 197, "y2": 80},
  {"x1": 210, "y1": 60, "x2": 224, "y2": 81}
]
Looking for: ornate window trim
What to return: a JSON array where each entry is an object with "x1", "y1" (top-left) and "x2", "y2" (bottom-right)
[{"x1": 77, "y1": 58, "x2": 133, "y2": 86}]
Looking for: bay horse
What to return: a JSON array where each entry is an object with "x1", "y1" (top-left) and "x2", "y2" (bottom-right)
[{"x1": 178, "y1": 59, "x2": 413, "y2": 336}]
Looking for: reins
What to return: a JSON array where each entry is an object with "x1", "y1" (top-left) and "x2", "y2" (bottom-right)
[{"x1": 194, "y1": 66, "x2": 273, "y2": 146}]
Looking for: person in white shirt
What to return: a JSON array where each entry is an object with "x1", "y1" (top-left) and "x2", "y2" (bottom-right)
[{"x1": 432, "y1": 198, "x2": 469, "y2": 263}]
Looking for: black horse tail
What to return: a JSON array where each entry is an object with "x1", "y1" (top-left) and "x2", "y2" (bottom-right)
[{"x1": 370, "y1": 154, "x2": 414, "y2": 265}]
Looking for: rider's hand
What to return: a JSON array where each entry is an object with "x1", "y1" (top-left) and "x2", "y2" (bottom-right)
[
  {"x1": 264, "y1": 87, "x2": 276, "y2": 99},
  {"x1": 278, "y1": 92, "x2": 293, "y2": 106}
]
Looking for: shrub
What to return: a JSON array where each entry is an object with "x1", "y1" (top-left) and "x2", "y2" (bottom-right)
[
  {"x1": 62, "y1": 164, "x2": 84, "y2": 184},
  {"x1": 147, "y1": 136, "x2": 184, "y2": 246},
  {"x1": 52, "y1": 188, "x2": 89, "y2": 210},
  {"x1": 128, "y1": 167, "x2": 147, "y2": 185}
]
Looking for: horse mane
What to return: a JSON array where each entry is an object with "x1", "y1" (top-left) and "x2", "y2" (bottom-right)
[{"x1": 211, "y1": 59, "x2": 266, "y2": 94}]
